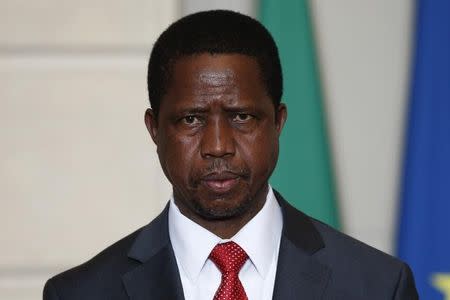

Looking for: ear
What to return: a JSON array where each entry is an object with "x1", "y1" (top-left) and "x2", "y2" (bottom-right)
[
  {"x1": 144, "y1": 108, "x2": 159, "y2": 145},
  {"x1": 275, "y1": 103, "x2": 287, "y2": 136}
]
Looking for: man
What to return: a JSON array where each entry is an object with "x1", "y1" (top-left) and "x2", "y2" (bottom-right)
[{"x1": 43, "y1": 10, "x2": 418, "y2": 299}]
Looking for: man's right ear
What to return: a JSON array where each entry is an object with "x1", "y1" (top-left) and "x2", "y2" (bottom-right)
[{"x1": 144, "y1": 108, "x2": 158, "y2": 145}]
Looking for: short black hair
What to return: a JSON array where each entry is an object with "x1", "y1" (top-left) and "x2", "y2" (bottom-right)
[{"x1": 147, "y1": 10, "x2": 283, "y2": 115}]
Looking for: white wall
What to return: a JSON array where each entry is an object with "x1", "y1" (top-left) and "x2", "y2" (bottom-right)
[
  {"x1": 0, "y1": 1, "x2": 177, "y2": 299},
  {"x1": 181, "y1": 0, "x2": 257, "y2": 17},
  {"x1": 310, "y1": 0, "x2": 413, "y2": 253},
  {"x1": 0, "y1": 0, "x2": 413, "y2": 299}
]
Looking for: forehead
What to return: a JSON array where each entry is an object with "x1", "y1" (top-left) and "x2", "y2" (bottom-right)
[
  {"x1": 171, "y1": 53, "x2": 261, "y2": 81},
  {"x1": 161, "y1": 53, "x2": 269, "y2": 108}
]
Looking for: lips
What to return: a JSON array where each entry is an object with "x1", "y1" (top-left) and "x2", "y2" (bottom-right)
[{"x1": 201, "y1": 172, "x2": 240, "y2": 193}]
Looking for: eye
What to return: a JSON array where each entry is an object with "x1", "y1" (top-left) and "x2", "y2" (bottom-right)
[
  {"x1": 181, "y1": 115, "x2": 201, "y2": 125},
  {"x1": 233, "y1": 113, "x2": 253, "y2": 122}
]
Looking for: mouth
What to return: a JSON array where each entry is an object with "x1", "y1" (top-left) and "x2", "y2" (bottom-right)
[{"x1": 200, "y1": 172, "x2": 240, "y2": 193}]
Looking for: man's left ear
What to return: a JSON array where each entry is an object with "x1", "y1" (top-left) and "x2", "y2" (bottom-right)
[
  {"x1": 275, "y1": 103, "x2": 287, "y2": 135},
  {"x1": 144, "y1": 108, "x2": 159, "y2": 145}
]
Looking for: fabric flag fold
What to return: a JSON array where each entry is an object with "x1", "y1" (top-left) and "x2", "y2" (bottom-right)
[{"x1": 259, "y1": 0, "x2": 339, "y2": 228}]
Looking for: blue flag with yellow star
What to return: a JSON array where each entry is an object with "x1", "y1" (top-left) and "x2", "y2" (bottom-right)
[{"x1": 397, "y1": 0, "x2": 450, "y2": 299}]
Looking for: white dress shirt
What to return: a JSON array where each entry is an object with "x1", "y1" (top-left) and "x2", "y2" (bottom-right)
[{"x1": 168, "y1": 186, "x2": 283, "y2": 300}]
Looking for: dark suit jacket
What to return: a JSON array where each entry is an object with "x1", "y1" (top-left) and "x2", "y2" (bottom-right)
[{"x1": 43, "y1": 192, "x2": 418, "y2": 299}]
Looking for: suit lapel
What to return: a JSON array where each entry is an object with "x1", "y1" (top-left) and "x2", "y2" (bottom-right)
[
  {"x1": 121, "y1": 192, "x2": 330, "y2": 299},
  {"x1": 122, "y1": 205, "x2": 184, "y2": 300},
  {"x1": 272, "y1": 191, "x2": 331, "y2": 300}
]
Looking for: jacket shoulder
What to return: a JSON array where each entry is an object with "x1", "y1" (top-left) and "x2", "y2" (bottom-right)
[
  {"x1": 43, "y1": 226, "x2": 143, "y2": 299},
  {"x1": 310, "y1": 218, "x2": 417, "y2": 299},
  {"x1": 274, "y1": 190, "x2": 417, "y2": 298},
  {"x1": 312, "y1": 218, "x2": 402, "y2": 269}
]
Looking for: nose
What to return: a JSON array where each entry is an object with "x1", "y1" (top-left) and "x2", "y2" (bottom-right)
[{"x1": 200, "y1": 117, "x2": 235, "y2": 158}]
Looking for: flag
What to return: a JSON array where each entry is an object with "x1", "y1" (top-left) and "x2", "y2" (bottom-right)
[
  {"x1": 260, "y1": 0, "x2": 339, "y2": 227},
  {"x1": 397, "y1": 1, "x2": 450, "y2": 299}
]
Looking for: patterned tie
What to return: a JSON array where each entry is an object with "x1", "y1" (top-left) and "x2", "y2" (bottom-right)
[{"x1": 209, "y1": 241, "x2": 249, "y2": 300}]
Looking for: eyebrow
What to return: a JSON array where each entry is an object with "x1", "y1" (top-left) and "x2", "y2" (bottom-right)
[
  {"x1": 174, "y1": 106, "x2": 210, "y2": 115},
  {"x1": 222, "y1": 105, "x2": 258, "y2": 113},
  {"x1": 175, "y1": 104, "x2": 258, "y2": 114}
]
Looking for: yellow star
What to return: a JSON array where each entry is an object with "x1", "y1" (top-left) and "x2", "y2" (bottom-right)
[{"x1": 432, "y1": 273, "x2": 450, "y2": 300}]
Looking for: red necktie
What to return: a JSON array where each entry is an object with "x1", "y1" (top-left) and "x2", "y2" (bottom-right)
[{"x1": 209, "y1": 241, "x2": 249, "y2": 300}]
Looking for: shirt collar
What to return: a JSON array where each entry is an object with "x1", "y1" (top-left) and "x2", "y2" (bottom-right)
[
  {"x1": 168, "y1": 185, "x2": 283, "y2": 283},
  {"x1": 168, "y1": 197, "x2": 220, "y2": 283},
  {"x1": 232, "y1": 187, "x2": 282, "y2": 277}
]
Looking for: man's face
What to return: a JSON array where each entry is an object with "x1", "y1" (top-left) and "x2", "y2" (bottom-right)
[{"x1": 146, "y1": 53, "x2": 286, "y2": 222}]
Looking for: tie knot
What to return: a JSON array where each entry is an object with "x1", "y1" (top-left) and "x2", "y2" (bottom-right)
[{"x1": 209, "y1": 241, "x2": 248, "y2": 274}]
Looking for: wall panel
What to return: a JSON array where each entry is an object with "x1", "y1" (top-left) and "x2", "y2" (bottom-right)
[{"x1": 0, "y1": 1, "x2": 178, "y2": 298}]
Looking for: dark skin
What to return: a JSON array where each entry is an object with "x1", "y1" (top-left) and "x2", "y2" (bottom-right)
[{"x1": 145, "y1": 53, "x2": 287, "y2": 238}]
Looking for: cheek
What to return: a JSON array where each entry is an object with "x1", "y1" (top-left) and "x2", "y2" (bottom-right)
[
  {"x1": 159, "y1": 133, "x2": 200, "y2": 182},
  {"x1": 238, "y1": 128, "x2": 279, "y2": 175}
]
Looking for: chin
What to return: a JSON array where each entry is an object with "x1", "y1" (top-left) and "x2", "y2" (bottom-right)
[
  {"x1": 194, "y1": 205, "x2": 247, "y2": 221},
  {"x1": 192, "y1": 193, "x2": 253, "y2": 221}
]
